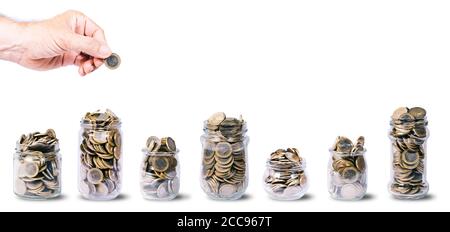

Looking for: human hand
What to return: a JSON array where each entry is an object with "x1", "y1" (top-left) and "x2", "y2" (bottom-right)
[{"x1": 1, "y1": 10, "x2": 112, "y2": 76}]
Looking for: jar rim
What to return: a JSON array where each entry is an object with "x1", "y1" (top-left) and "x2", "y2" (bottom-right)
[
  {"x1": 142, "y1": 149, "x2": 179, "y2": 156},
  {"x1": 329, "y1": 148, "x2": 366, "y2": 157},
  {"x1": 80, "y1": 120, "x2": 121, "y2": 129},
  {"x1": 266, "y1": 160, "x2": 305, "y2": 171},
  {"x1": 15, "y1": 142, "x2": 60, "y2": 154},
  {"x1": 202, "y1": 120, "x2": 247, "y2": 128}
]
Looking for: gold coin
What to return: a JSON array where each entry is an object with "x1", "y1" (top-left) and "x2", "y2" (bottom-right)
[
  {"x1": 161, "y1": 137, "x2": 177, "y2": 152},
  {"x1": 392, "y1": 107, "x2": 409, "y2": 120},
  {"x1": 409, "y1": 107, "x2": 427, "y2": 120},
  {"x1": 208, "y1": 112, "x2": 226, "y2": 126},
  {"x1": 146, "y1": 136, "x2": 161, "y2": 152},
  {"x1": 355, "y1": 156, "x2": 366, "y2": 172}
]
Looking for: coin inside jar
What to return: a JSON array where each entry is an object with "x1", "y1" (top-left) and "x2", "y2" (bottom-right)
[
  {"x1": 341, "y1": 167, "x2": 359, "y2": 184},
  {"x1": 355, "y1": 156, "x2": 366, "y2": 171},
  {"x1": 87, "y1": 168, "x2": 104, "y2": 184},
  {"x1": 216, "y1": 142, "x2": 232, "y2": 158},
  {"x1": 105, "y1": 53, "x2": 121, "y2": 70},
  {"x1": 152, "y1": 157, "x2": 170, "y2": 172},
  {"x1": 24, "y1": 162, "x2": 39, "y2": 178}
]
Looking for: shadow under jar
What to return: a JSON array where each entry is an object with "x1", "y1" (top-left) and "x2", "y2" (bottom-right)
[
  {"x1": 78, "y1": 109, "x2": 122, "y2": 201},
  {"x1": 14, "y1": 130, "x2": 61, "y2": 200},
  {"x1": 200, "y1": 112, "x2": 249, "y2": 200},
  {"x1": 328, "y1": 136, "x2": 367, "y2": 201},
  {"x1": 389, "y1": 107, "x2": 429, "y2": 200}
]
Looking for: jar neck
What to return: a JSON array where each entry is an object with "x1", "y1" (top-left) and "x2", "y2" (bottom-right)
[
  {"x1": 203, "y1": 121, "x2": 248, "y2": 136},
  {"x1": 142, "y1": 149, "x2": 179, "y2": 157},
  {"x1": 266, "y1": 160, "x2": 305, "y2": 172},
  {"x1": 390, "y1": 118, "x2": 428, "y2": 127},
  {"x1": 81, "y1": 121, "x2": 121, "y2": 130},
  {"x1": 330, "y1": 150, "x2": 366, "y2": 158}
]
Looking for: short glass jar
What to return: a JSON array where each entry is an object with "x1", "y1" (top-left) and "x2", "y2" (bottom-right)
[
  {"x1": 14, "y1": 130, "x2": 61, "y2": 200},
  {"x1": 264, "y1": 148, "x2": 308, "y2": 200}
]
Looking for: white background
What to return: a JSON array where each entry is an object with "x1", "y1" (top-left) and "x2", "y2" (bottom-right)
[{"x1": 0, "y1": 0, "x2": 449, "y2": 212}]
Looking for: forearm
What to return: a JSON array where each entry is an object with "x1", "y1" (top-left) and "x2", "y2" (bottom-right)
[{"x1": 0, "y1": 16, "x2": 27, "y2": 63}]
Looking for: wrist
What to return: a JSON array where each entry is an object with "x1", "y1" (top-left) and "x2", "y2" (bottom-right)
[{"x1": 0, "y1": 17, "x2": 28, "y2": 63}]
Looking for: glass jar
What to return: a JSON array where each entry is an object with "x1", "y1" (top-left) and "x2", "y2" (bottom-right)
[
  {"x1": 78, "y1": 109, "x2": 122, "y2": 200},
  {"x1": 389, "y1": 107, "x2": 429, "y2": 199},
  {"x1": 14, "y1": 130, "x2": 61, "y2": 200},
  {"x1": 328, "y1": 136, "x2": 367, "y2": 201},
  {"x1": 200, "y1": 112, "x2": 249, "y2": 200},
  {"x1": 263, "y1": 148, "x2": 308, "y2": 200},
  {"x1": 141, "y1": 150, "x2": 180, "y2": 200}
]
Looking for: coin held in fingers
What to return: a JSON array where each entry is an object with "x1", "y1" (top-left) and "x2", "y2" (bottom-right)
[{"x1": 105, "y1": 53, "x2": 121, "y2": 70}]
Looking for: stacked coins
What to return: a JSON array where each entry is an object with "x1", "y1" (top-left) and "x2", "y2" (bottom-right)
[
  {"x1": 328, "y1": 136, "x2": 367, "y2": 200},
  {"x1": 389, "y1": 107, "x2": 429, "y2": 199},
  {"x1": 264, "y1": 148, "x2": 308, "y2": 200},
  {"x1": 201, "y1": 112, "x2": 248, "y2": 200},
  {"x1": 79, "y1": 109, "x2": 122, "y2": 200},
  {"x1": 141, "y1": 136, "x2": 180, "y2": 200},
  {"x1": 14, "y1": 129, "x2": 61, "y2": 199}
]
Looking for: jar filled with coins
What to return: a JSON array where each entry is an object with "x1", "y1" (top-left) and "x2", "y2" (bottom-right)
[
  {"x1": 200, "y1": 112, "x2": 249, "y2": 200},
  {"x1": 264, "y1": 148, "x2": 308, "y2": 200},
  {"x1": 14, "y1": 129, "x2": 61, "y2": 200},
  {"x1": 389, "y1": 107, "x2": 429, "y2": 199},
  {"x1": 141, "y1": 136, "x2": 180, "y2": 200},
  {"x1": 328, "y1": 136, "x2": 367, "y2": 201},
  {"x1": 78, "y1": 109, "x2": 122, "y2": 200}
]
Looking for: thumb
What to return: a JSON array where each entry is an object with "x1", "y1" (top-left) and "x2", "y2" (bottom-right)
[{"x1": 66, "y1": 34, "x2": 112, "y2": 59}]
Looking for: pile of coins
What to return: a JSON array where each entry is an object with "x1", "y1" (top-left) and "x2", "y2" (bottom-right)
[
  {"x1": 141, "y1": 136, "x2": 180, "y2": 200},
  {"x1": 201, "y1": 112, "x2": 248, "y2": 199},
  {"x1": 329, "y1": 136, "x2": 367, "y2": 200},
  {"x1": 390, "y1": 107, "x2": 428, "y2": 197},
  {"x1": 79, "y1": 109, "x2": 122, "y2": 199},
  {"x1": 14, "y1": 129, "x2": 61, "y2": 199},
  {"x1": 264, "y1": 148, "x2": 307, "y2": 200}
]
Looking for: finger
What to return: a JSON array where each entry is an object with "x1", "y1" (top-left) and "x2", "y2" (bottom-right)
[
  {"x1": 67, "y1": 34, "x2": 111, "y2": 59},
  {"x1": 93, "y1": 57, "x2": 104, "y2": 68},
  {"x1": 81, "y1": 59, "x2": 95, "y2": 75}
]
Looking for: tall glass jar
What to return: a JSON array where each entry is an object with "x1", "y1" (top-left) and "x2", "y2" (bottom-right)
[
  {"x1": 141, "y1": 136, "x2": 180, "y2": 200},
  {"x1": 200, "y1": 112, "x2": 249, "y2": 200},
  {"x1": 264, "y1": 148, "x2": 308, "y2": 200},
  {"x1": 78, "y1": 109, "x2": 122, "y2": 200},
  {"x1": 328, "y1": 136, "x2": 367, "y2": 201},
  {"x1": 389, "y1": 107, "x2": 429, "y2": 200},
  {"x1": 14, "y1": 130, "x2": 61, "y2": 200}
]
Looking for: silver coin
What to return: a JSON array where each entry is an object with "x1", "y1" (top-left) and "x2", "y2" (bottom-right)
[
  {"x1": 105, "y1": 53, "x2": 121, "y2": 70},
  {"x1": 15, "y1": 179, "x2": 27, "y2": 195},
  {"x1": 157, "y1": 182, "x2": 169, "y2": 198},
  {"x1": 219, "y1": 184, "x2": 237, "y2": 197}
]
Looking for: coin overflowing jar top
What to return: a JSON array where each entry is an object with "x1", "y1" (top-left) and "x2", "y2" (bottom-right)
[
  {"x1": 391, "y1": 107, "x2": 427, "y2": 124},
  {"x1": 17, "y1": 129, "x2": 59, "y2": 154},
  {"x1": 81, "y1": 109, "x2": 121, "y2": 129},
  {"x1": 267, "y1": 148, "x2": 305, "y2": 171},
  {"x1": 331, "y1": 136, "x2": 366, "y2": 157},
  {"x1": 204, "y1": 112, "x2": 247, "y2": 141},
  {"x1": 143, "y1": 136, "x2": 178, "y2": 154}
]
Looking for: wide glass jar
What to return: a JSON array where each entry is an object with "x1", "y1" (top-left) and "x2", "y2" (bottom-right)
[
  {"x1": 264, "y1": 148, "x2": 308, "y2": 200},
  {"x1": 328, "y1": 136, "x2": 367, "y2": 201},
  {"x1": 141, "y1": 136, "x2": 180, "y2": 200},
  {"x1": 78, "y1": 109, "x2": 122, "y2": 200},
  {"x1": 14, "y1": 129, "x2": 61, "y2": 200},
  {"x1": 200, "y1": 112, "x2": 249, "y2": 200},
  {"x1": 389, "y1": 107, "x2": 429, "y2": 199}
]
